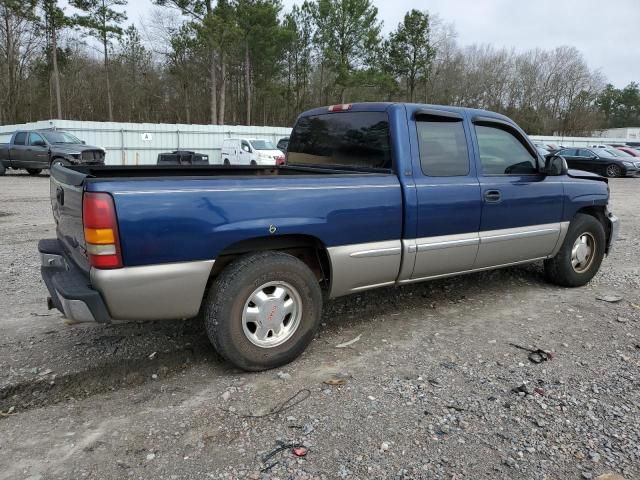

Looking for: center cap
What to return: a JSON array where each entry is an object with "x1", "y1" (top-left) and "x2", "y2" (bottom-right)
[{"x1": 265, "y1": 302, "x2": 279, "y2": 326}]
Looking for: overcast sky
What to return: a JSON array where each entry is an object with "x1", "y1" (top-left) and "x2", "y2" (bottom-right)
[{"x1": 118, "y1": 0, "x2": 639, "y2": 88}]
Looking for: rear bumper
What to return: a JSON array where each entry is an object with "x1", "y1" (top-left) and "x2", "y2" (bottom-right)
[
  {"x1": 39, "y1": 239, "x2": 111, "y2": 323},
  {"x1": 39, "y1": 238, "x2": 214, "y2": 322}
]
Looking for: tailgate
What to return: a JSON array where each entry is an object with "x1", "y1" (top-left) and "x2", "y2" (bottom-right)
[{"x1": 50, "y1": 164, "x2": 90, "y2": 273}]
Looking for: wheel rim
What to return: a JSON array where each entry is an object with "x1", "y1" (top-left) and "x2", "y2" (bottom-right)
[
  {"x1": 571, "y1": 232, "x2": 596, "y2": 273},
  {"x1": 241, "y1": 281, "x2": 302, "y2": 348},
  {"x1": 52, "y1": 160, "x2": 64, "y2": 167},
  {"x1": 607, "y1": 165, "x2": 620, "y2": 177}
]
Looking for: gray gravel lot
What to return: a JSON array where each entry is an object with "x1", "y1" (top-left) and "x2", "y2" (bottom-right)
[{"x1": 0, "y1": 170, "x2": 638, "y2": 480}]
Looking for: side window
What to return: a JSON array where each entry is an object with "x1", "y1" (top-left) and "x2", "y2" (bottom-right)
[
  {"x1": 28, "y1": 132, "x2": 44, "y2": 146},
  {"x1": 417, "y1": 119, "x2": 469, "y2": 176},
  {"x1": 14, "y1": 132, "x2": 27, "y2": 145},
  {"x1": 475, "y1": 125, "x2": 538, "y2": 175},
  {"x1": 560, "y1": 149, "x2": 576, "y2": 157},
  {"x1": 577, "y1": 149, "x2": 593, "y2": 157}
]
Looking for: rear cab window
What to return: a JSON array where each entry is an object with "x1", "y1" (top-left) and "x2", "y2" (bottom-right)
[{"x1": 287, "y1": 111, "x2": 392, "y2": 170}]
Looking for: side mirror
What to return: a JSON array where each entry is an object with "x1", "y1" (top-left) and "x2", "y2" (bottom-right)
[
  {"x1": 81, "y1": 140, "x2": 86, "y2": 145},
  {"x1": 242, "y1": 145, "x2": 250, "y2": 152},
  {"x1": 543, "y1": 155, "x2": 568, "y2": 176}
]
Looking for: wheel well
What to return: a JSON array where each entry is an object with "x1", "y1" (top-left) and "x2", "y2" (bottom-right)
[
  {"x1": 576, "y1": 206, "x2": 611, "y2": 246},
  {"x1": 209, "y1": 235, "x2": 331, "y2": 291}
]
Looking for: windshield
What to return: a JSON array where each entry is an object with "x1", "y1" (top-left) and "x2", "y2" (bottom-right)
[
  {"x1": 606, "y1": 148, "x2": 631, "y2": 157},
  {"x1": 41, "y1": 131, "x2": 83, "y2": 144},
  {"x1": 250, "y1": 140, "x2": 276, "y2": 150}
]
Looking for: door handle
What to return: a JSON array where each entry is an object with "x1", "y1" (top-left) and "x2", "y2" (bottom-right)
[{"x1": 484, "y1": 190, "x2": 501, "y2": 202}]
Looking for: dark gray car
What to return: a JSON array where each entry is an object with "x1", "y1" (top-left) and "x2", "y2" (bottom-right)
[
  {"x1": 0, "y1": 129, "x2": 105, "y2": 176},
  {"x1": 557, "y1": 147, "x2": 640, "y2": 178}
]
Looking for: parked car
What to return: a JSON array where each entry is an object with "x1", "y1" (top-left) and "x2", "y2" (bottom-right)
[
  {"x1": 277, "y1": 137, "x2": 289, "y2": 152},
  {"x1": 157, "y1": 150, "x2": 209, "y2": 165},
  {"x1": 220, "y1": 138, "x2": 285, "y2": 166},
  {"x1": 40, "y1": 102, "x2": 618, "y2": 371},
  {"x1": 557, "y1": 147, "x2": 640, "y2": 177},
  {"x1": 0, "y1": 129, "x2": 105, "y2": 176},
  {"x1": 615, "y1": 146, "x2": 640, "y2": 157}
]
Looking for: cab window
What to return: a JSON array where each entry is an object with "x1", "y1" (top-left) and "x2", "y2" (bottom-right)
[
  {"x1": 417, "y1": 119, "x2": 469, "y2": 176},
  {"x1": 475, "y1": 125, "x2": 538, "y2": 175},
  {"x1": 28, "y1": 132, "x2": 45, "y2": 146},
  {"x1": 287, "y1": 111, "x2": 392, "y2": 169},
  {"x1": 14, "y1": 132, "x2": 27, "y2": 145}
]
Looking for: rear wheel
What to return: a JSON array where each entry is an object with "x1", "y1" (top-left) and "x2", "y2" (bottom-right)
[
  {"x1": 223, "y1": 158, "x2": 230, "y2": 165},
  {"x1": 605, "y1": 164, "x2": 622, "y2": 178},
  {"x1": 250, "y1": 160, "x2": 257, "y2": 166},
  {"x1": 0, "y1": 162, "x2": 5, "y2": 176},
  {"x1": 544, "y1": 213, "x2": 606, "y2": 287},
  {"x1": 26, "y1": 168, "x2": 42, "y2": 176},
  {"x1": 203, "y1": 251, "x2": 323, "y2": 371}
]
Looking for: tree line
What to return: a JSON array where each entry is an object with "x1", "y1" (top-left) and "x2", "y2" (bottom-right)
[{"x1": 0, "y1": 0, "x2": 637, "y2": 135}]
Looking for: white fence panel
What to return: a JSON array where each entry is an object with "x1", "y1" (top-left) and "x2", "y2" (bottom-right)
[
  {"x1": 529, "y1": 135, "x2": 630, "y2": 147},
  {"x1": 0, "y1": 119, "x2": 292, "y2": 166}
]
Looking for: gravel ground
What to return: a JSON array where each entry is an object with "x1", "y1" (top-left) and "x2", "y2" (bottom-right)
[{"x1": 0, "y1": 170, "x2": 638, "y2": 480}]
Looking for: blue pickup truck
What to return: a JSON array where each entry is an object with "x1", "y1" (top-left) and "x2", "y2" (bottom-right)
[{"x1": 40, "y1": 103, "x2": 618, "y2": 371}]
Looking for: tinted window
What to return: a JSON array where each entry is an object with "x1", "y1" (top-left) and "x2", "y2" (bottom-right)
[
  {"x1": 288, "y1": 112, "x2": 392, "y2": 169},
  {"x1": 577, "y1": 149, "x2": 594, "y2": 157},
  {"x1": 14, "y1": 132, "x2": 27, "y2": 145},
  {"x1": 417, "y1": 120, "x2": 469, "y2": 176},
  {"x1": 475, "y1": 125, "x2": 538, "y2": 175},
  {"x1": 558, "y1": 148, "x2": 576, "y2": 157},
  {"x1": 28, "y1": 132, "x2": 44, "y2": 146}
]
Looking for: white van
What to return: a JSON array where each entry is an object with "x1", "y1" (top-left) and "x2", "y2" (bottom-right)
[{"x1": 219, "y1": 138, "x2": 285, "y2": 166}]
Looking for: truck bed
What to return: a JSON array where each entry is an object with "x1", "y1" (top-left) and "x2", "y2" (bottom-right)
[
  {"x1": 50, "y1": 163, "x2": 403, "y2": 269},
  {"x1": 57, "y1": 164, "x2": 391, "y2": 185}
]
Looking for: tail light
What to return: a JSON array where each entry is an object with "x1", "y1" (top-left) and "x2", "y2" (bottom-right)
[
  {"x1": 328, "y1": 104, "x2": 352, "y2": 112},
  {"x1": 82, "y1": 192, "x2": 123, "y2": 269},
  {"x1": 275, "y1": 155, "x2": 286, "y2": 166}
]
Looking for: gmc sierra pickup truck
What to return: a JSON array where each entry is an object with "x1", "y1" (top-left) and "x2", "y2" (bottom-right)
[
  {"x1": 0, "y1": 129, "x2": 105, "y2": 176},
  {"x1": 39, "y1": 103, "x2": 618, "y2": 371}
]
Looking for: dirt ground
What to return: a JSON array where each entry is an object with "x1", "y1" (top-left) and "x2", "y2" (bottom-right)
[{"x1": 0, "y1": 170, "x2": 638, "y2": 480}]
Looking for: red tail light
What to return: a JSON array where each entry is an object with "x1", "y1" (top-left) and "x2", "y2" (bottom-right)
[
  {"x1": 328, "y1": 104, "x2": 352, "y2": 112},
  {"x1": 82, "y1": 192, "x2": 123, "y2": 269},
  {"x1": 275, "y1": 155, "x2": 286, "y2": 165}
]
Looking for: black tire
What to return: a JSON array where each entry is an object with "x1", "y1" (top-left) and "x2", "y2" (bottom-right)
[
  {"x1": 250, "y1": 160, "x2": 257, "y2": 166},
  {"x1": 544, "y1": 213, "x2": 606, "y2": 287},
  {"x1": 50, "y1": 158, "x2": 70, "y2": 169},
  {"x1": 223, "y1": 158, "x2": 230, "y2": 165},
  {"x1": 203, "y1": 251, "x2": 323, "y2": 371},
  {"x1": 605, "y1": 164, "x2": 622, "y2": 178},
  {"x1": 0, "y1": 162, "x2": 5, "y2": 176},
  {"x1": 26, "y1": 168, "x2": 42, "y2": 176}
]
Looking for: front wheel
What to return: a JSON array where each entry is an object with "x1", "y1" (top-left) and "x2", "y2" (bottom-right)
[
  {"x1": 0, "y1": 162, "x2": 5, "y2": 176},
  {"x1": 50, "y1": 158, "x2": 69, "y2": 169},
  {"x1": 250, "y1": 160, "x2": 257, "y2": 166},
  {"x1": 544, "y1": 213, "x2": 606, "y2": 287},
  {"x1": 26, "y1": 168, "x2": 42, "y2": 176},
  {"x1": 203, "y1": 251, "x2": 323, "y2": 371},
  {"x1": 605, "y1": 164, "x2": 622, "y2": 178}
]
